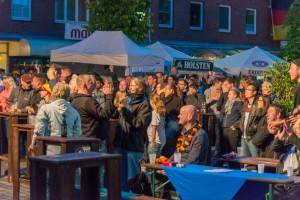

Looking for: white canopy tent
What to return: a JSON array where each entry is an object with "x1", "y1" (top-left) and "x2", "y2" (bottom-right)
[
  {"x1": 51, "y1": 31, "x2": 164, "y2": 75},
  {"x1": 145, "y1": 41, "x2": 194, "y2": 66},
  {"x1": 214, "y1": 46, "x2": 285, "y2": 76}
]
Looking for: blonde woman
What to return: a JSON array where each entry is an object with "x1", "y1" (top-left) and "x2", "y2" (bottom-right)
[
  {"x1": 114, "y1": 77, "x2": 151, "y2": 191},
  {"x1": 0, "y1": 76, "x2": 16, "y2": 112},
  {"x1": 114, "y1": 91, "x2": 127, "y2": 107},
  {"x1": 148, "y1": 94, "x2": 166, "y2": 158}
]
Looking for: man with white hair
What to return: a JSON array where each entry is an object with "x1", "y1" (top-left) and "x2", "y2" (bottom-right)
[{"x1": 176, "y1": 105, "x2": 209, "y2": 164}]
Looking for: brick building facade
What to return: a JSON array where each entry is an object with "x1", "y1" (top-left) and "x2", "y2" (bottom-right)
[{"x1": 0, "y1": 0, "x2": 278, "y2": 71}]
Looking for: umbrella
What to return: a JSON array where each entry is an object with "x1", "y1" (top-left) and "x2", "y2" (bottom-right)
[{"x1": 214, "y1": 46, "x2": 285, "y2": 76}]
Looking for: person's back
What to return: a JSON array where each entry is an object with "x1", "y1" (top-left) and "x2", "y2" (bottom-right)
[
  {"x1": 31, "y1": 83, "x2": 81, "y2": 155},
  {"x1": 71, "y1": 74, "x2": 114, "y2": 139}
]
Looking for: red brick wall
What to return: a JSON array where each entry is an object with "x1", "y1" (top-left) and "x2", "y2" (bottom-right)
[
  {"x1": 0, "y1": 0, "x2": 64, "y2": 36},
  {"x1": 151, "y1": 0, "x2": 275, "y2": 47}
]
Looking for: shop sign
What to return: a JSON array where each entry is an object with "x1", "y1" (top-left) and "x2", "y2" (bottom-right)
[
  {"x1": 173, "y1": 59, "x2": 213, "y2": 72},
  {"x1": 65, "y1": 22, "x2": 91, "y2": 40}
]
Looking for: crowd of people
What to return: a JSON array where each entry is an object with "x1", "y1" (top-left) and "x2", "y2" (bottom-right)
[{"x1": 1, "y1": 58, "x2": 300, "y2": 195}]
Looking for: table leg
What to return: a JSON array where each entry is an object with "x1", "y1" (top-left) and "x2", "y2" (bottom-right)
[
  {"x1": 152, "y1": 169, "x2": 155, "y2": 197},
  {"x1": 8, "y1": 116, "x2": 18, "y2": 182},
  {"x1": 12, "y1": 126, "x2": 20, "y2": 200},
  {"x1": 268, "y1": 184, "x2": 273, "y2": 200}
]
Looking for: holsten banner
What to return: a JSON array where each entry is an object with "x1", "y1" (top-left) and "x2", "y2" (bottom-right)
[{"x1": 173, "y1": 59, "x2": 214, "y2": 72}]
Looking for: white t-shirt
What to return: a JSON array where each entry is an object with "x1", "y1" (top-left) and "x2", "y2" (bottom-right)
[
  {"x1": 243, "y1": 104, "x2": 252, "y2": 138},
  {"x1": 147, "y1": 110, "x2": 166, "y2": 145}
]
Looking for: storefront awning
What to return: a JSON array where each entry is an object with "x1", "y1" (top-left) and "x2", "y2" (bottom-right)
[{"x1": 0, "y1": 34, "x2": 77, "y2": 57}]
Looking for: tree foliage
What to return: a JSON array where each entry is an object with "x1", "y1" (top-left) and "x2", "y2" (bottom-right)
[
  {"x1": 262, "y1": 61, "x2": 297, "y2": 113},
  {"x1": 86, "y1": 0, "x2": 152, "y2": 44},
  {"x1": 279, "y1": 0, "x2": 300, "y2": 61}
]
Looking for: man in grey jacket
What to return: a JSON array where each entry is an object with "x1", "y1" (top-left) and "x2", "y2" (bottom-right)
[{"x1": 177, "y1": 105, "x2": 209, "y2": 164}]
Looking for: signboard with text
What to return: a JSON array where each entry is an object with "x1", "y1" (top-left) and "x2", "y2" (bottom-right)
[
  {"x1": 65, "y1": 22, "x2": 91, "y2": 40},
  {"x1": 173, "y1": 59, "x2": 213, "y2": 72}
]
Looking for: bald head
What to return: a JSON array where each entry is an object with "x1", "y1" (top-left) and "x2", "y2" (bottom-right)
[{"x1": 178, "y1": 105, "x2": 198, "y2": 126}]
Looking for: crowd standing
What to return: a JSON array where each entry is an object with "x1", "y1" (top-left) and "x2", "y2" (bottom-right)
[{"x1": 1, "y1": 59, "x2": 300, "y2": 197}]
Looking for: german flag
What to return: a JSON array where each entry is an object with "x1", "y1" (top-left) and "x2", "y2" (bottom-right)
[{"x1": 271, "y1": 0, "x2": 293, "y2": 40}]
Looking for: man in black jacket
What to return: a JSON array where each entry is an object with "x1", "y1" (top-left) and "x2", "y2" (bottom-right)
[{"x1": 71, "y1": 74, "x2": 114, "y2": 140}]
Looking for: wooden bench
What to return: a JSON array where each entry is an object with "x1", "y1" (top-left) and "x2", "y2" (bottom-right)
[{"x1": 29, "y1": 152, "x2": 121, "y2": 200}]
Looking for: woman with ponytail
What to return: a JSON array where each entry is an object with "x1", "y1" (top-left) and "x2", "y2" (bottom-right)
[{"x1": 148, "y1": 94, "x2": 166, "y2": 158}]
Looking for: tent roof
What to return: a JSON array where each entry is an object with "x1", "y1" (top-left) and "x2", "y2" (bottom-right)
[
  {"x1": 51, "y1": 31, "x2": 164, "y2": 67},
  {"x1": 145, "y1": 42, "x2": 194, "y2": 65}
]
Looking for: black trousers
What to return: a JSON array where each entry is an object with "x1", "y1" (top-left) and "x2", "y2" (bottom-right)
[{"x1": 222, "y1": 127, "x2": 240, "y2": 154}]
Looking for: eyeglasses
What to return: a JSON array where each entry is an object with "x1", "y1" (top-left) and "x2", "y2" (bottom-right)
[{"x1": 257, "y1": 99, "x2": 263, "y2": 102}]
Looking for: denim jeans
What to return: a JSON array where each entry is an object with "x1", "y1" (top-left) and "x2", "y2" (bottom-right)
[
  {"x1": 118, "y1": 148, "x2": 143, "y2": 192},
  {"x1": 241, "y1": 138, "x2": 259, "y2": 157},
  {"x1": 214, "y1": 117, "x2": 222, "y2": 155},
  {"x1": 148, "y1": 143, "x2": 163, "y2": 159}
]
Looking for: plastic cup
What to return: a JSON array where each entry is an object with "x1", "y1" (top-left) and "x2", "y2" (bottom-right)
[
  {"x1": 258, "y1": 164, "x2": 265, "y2": 174},
  {"x1": 287, "y1": 166, "x2": 293, "y2": 177},
  {"x1": 149, "y1": 154, "x2": 156, "y2": 164},
  {"x1": 174, "y1": 152, "x2": 182, "y2": 163},
  {"x1": 237, "y1": 147, "x2": 243, "y2": 156}
]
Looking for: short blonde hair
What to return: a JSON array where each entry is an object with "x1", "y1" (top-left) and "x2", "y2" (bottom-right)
[
  {"x1": 51, "y1": 83, "x2": 70, "y2": 100},
  {"x1": 130, "y1": 77, "x2": 146, "y2": 94},
  {"x1": 76, "y1": 74, "x2": 90, "y2": 90},
  {"x1": 3, "y1": 76, "x2": 16, "y2": 89}
]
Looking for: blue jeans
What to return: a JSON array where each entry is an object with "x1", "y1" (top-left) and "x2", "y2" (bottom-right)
[
  {"x1": 118, "y1": 149, "x2": 143, "y2": 192},
  {"x1": 241, "y1": 138, "x2": 259, "y2": 157},
  {"x1": 148, "y1": 143, "x2": 163, "y2": 159}
]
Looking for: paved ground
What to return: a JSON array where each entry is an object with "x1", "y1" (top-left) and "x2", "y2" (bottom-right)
[{"x1": 0, "y1": 162, "x2": 30, "y2": 200}]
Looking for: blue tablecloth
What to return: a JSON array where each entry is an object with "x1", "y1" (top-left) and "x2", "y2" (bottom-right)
[{"x1": 163, "y1": 164, "x2": 288, "y2": 200}]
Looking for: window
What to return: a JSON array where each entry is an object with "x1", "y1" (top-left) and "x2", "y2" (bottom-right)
[
  {"x1": 55, "y1": 0, "x2": 89, "y2": 23},
  {"x1": 12, "y1": 0, "x2": 31, "y2": 20},
  {"x1": 219, "y1": 5, "x2": 231, "y2": 32},
  {"x1": 190, "y1": 2, "x2": 203, "y2": 30},
  {"x1": 159, "y1": 0, "x2": 173, "y2": 28},
  {"x1": 246, "y1": 9, "x2": 256, "y2": 34}
]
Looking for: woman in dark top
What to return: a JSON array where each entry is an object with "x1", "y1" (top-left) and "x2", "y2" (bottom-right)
[
  {"x1": 161, "y1": 83, "x2": 183, "y2": 157},
  {"x1": 220, "y1": 89, "x2": 243, "y2": 153}
]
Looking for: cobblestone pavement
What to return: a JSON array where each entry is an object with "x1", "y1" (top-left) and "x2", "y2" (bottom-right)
[{"x1": 0, "y1": 162, "x2": 30, "y2": 200}]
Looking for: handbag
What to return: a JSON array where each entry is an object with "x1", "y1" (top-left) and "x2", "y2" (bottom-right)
[
  {"x1": 273, "y1": 183, "x2": 300, "y2": 200},
  {"x1": 127, "y1": 159, "x2": 152, "y2": 195},
  {"x1": 127, "y1": 171, "x2": 151, "y2": 195}
]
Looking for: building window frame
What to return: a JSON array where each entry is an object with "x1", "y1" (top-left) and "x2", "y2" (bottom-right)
[
  {"x1": 11, "y1": 0, "x2": 31, "y2": 21},
  {"x1": 246, "y1": 8, "x2": 256, "y2": 35},
  {"x1": 55, "y1": 0, "x2": 90, "y2": 23},
  {"x1": 219, "y1": 5, "x2": 231, "y2": 33},
  {"x1": 159, "y1": 0, "x2": 173, "y2": 28},
  {"x1": 190, "y1": 1, "x2": 203, "y2": 30}
]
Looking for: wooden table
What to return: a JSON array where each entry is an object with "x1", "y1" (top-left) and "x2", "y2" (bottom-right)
[
  {"x1": 219, "y1": 156, "x2": 280, "y2": 168},
  {"x1": 29, "y1": 152, "x2": 121, "y2": 200},
  {"x1": 0, "y1": 112, "x2": 28, "y2": 182},
  {"x1": 12, "y1": 124, "x2": 34, "y2": 200},
  {"x1": 143, "y1": 163, "x2": 293, "y2": 200},
  {"x1": 35, "y1": 136, "x2": 100, "y2": 156},
  {"x1": 198, "y1": 112, "x2": 215, "y2": 165}
]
